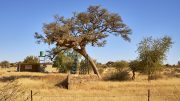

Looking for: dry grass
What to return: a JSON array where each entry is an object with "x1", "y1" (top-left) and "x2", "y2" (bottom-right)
[{"x1": 0, "y1": 67, "x2": 180, "y2": 101}]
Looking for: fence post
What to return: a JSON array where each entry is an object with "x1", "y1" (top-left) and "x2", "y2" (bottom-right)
[
  {"x1": 67, "y1": 73, "x2": 71, "y2": 90},
  {"x1": 148, "y1": 89, "x2": 150, "y2": 101},
  {"x1": 31, "y1": 90, "x2": 33, "y2": 101}
]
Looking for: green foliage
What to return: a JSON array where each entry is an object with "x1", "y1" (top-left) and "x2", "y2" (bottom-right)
[
  {"x1": 53, "y1": 50, "x2": 80, "y2": 73},
  {"x1": 137, "y1": 36, "x2": 173, "y2": 75},
  {"x1": 129, "y1": 60, "x2": 141, "y2": 80},
  {"x1": 129, "y1": 60, "x2": 140, "y2": 72},
  {"x1": 0, "y1": 61, "x2": 10, "y2": 68},
  {"x1": 53, "y1": 52, "x2": 74, "y2": 73},
  {"x1": 23, "y1": 56, "x2": 39, "y2": 64},
  {"x1": 112, "y1": 61, "x2": 129, "y2": 71},
  {"x1": 104, "y1": 60, "x2": 130, "y2": 81}
]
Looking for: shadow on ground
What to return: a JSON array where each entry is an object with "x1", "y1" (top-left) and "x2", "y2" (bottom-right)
[
  {"x1": 55, "y1": 77, "x2": 68, "y2": 89},
  {"x1": 0, "y1": 75, "x2": 43, "y2": 82}
]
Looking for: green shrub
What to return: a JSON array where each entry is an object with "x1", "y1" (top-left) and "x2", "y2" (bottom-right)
[{"x1": 53, "y1": 53, "x2": 73, "y2": 73}]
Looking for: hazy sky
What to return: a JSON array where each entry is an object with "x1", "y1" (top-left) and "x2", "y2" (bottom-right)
[{"x1": 0, "y1": 0, "x2": 180, "y2": 64}]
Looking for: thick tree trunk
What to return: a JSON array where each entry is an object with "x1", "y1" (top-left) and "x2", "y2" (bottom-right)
[{"x1": 80, "y1": 49, "x2": 102, "y2": 79}]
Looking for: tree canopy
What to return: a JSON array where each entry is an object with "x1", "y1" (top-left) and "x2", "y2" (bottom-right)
[
  {"x1": 35, "y1": 5, "x2": 131, "y2": 78},
  {"x1": 23, "y1": 56, "x2": 39, "y2": 64},
  {"x1": 137, "y1": 36, "x2": 173, "y2": 76},
  {"x1": 0, "y1": 61, "x2": 10, "y2": 68}
]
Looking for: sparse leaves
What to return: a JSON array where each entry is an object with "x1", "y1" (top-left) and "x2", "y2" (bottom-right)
[{"x1": 137, "y1": 36, "x2": 173, "y2": 75}]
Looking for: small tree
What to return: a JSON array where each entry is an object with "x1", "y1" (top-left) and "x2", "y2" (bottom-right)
[
  {"x1": 35, "y1": 5, "x2": 131, "y2": 78},
  {"x1": 53, "y1": 49, "x2": 81, "y2": 73},
  {"x1": 129, "y1": 60, "x2": 140, "y2": 80},
  {"x1": 23, "y1": 56, "x2": 39, "y2": 64},
  {"x1": 53, "y1": 52, "x2": 74, "y2": 73},
  {"x1": 0, "y1": 61, "x2": 10, "y2": 68},
  {"x1": 137, "y1": 36, "x2": 173, "y2": 79}
]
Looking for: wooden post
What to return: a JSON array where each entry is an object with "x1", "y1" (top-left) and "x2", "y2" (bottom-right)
[
  {"x1": 18, "y1": 63, "x2": 21, "y2": 72},
  {"x1": 87, "y1": 55, "x2": 89, "y2": 74},
  {"x1": 67, "y1": 73, "x2": 71, "y2": 90},
  {"x1": 31, "y1": 90, "x2": 33, "y2": 101},
  {"x1": 148, "y1": 89, "x2": 150, "y2": 101}
]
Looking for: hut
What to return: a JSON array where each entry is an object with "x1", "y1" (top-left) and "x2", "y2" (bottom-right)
[{"x1": 17, "y1": 63, "x2": 41, "y2": 72}]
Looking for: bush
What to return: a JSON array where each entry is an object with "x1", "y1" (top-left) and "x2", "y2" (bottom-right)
[
  {"x1": 104, "y1": 70, "x2": 130, "y2": 81},
  {"x1": 148, "y1": 72, "x2": 163, "y2": 80},
  {"x1": 0, "y1": 61, "x2": 10, "y2": 68},
  {"x1": 129, "y1": 60, "x2": 141, "y2": 80},
  {"x1": 10, "y1": 63, "x2": 17, "y2": 67},
  {"x1": 0, "y1": 81, "x2": 38, "y2": 101},
  {"x1": 112, "y1": 61, "x2": 129, "y2": 71}
]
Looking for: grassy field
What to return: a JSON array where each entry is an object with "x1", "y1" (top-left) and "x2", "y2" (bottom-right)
[{"x1": 0, "y1": 67, "x2": 180, "y2": 101}]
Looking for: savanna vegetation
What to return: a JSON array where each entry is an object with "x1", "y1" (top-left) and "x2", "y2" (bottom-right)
[
  {"x1": 35, "y1": 5, "x2": 131, "y2": 78},
  {"x1": 0, "y1": 5, "x2": 179, "y2": 101}
]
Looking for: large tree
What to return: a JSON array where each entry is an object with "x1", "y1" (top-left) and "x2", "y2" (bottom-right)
[
  {"x1": 137, "y1": 36, "x2": 173, "y2": 79},
  {"x1": 35, "y1": 6, "x2": 131, "y2": 78}
]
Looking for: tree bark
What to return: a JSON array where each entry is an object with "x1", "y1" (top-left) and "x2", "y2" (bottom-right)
[{"x1": 79, "y1": 49, "x2": 102, "y2": 79}]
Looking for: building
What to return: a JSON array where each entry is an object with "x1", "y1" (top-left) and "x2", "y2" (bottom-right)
[{"x1": 17, "y1": 63, "x2": 41, "y2": 72}]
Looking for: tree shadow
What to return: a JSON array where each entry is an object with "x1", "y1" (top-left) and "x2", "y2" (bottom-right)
[
  {"x1": 0, "y1": 75, "x2": 42, "y2": 82},
  {"x1": 103, "y1": 71, "x2": 131, "y2": 81},
  {"x1": 55, "y1": 77, "x2": 68, "y2": 89}
]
